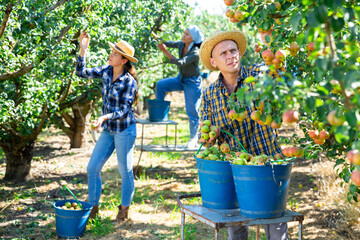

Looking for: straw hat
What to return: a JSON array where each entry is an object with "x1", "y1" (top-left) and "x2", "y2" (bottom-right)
[
  {"x1": 200, "y1": 30, "x2": 247, "y2": 71},
  {"x1": 108, "y1": 40, "x2": 138, "y2": 63}
]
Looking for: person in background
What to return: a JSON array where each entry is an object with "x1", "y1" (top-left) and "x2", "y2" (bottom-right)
[
  {"x1": 75, "y1": 32, "x2": 138, "y2": 223},
  {"x1": 153, "y1": 25, "x2": 204, "y2": 149},
  {"x1": 199, "y1": 30, "x2": 288, "y2": 240}
]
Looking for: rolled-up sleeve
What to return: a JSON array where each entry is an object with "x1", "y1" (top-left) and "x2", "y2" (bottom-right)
[
  {"x1": 75, "y1": 56, "x2": 107, "y2": 79},
  {"x1": 169, "y1": 49, "x2": 199, "y2": 67}
]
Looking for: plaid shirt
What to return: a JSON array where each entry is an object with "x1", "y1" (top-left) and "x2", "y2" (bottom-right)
[
  {"x1": 200, "y1": 63, "x2": 282, "y2": 156},
  {"x1": 75, "y1": 56, "x2": 137, "y2": 133}
]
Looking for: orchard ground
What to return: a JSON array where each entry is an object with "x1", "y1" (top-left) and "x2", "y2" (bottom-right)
[{"x1": 1, "y1": 76, "x2": 360, "y2": 239}]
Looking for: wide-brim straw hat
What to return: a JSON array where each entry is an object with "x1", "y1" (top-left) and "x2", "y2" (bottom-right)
[
  {"x1": 108, "y1": 40, "x2": 138, "y2": 63},
  {"x1": 200, "y1": 30, "x2": 247, "y2": 71}
]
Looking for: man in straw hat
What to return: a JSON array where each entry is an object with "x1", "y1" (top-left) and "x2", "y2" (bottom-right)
[{"x1": 199, "y1": 30, "x2": 288, "y2": 239}]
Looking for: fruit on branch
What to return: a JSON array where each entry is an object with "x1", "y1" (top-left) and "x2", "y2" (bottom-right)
[
  {"x1": 225, "y1": 9, "x2": 235, "y2": 18},
  {"x1": 224, "y1": 0, "x2": 235, "y2": 6},
  {"x1": 282, "y1": 110, "x2": 299, "y2": 123},
  {"x1": 289, "y1": 42, "x2": 299, "y2": 56},
  {"x1": 236, "y1": 111, "x2": 247, "y2": 122},
  {"x1": 319, "y1": 130, "x2": 330, "y2": 140},
  {"x1": 271, "y1": 120, "x2": 281, "y2": 129},
  {"x1": 307, "y1": 42, "x2": 315, "y2": 52},
  {"x1": 273, "y1": 2, "x2": 281, "y2": 10},
  {"x1": 230, "y1": 17, "x2": 240, "y2": 23},
  {"x1": 262, "y1": 49, "x2": 274, "y2": 62},
  {"x1": 327, "y1": 111, "x2": 345, "y2": 126},
  {"x1": 274, "y1": 50, "x2": 286, "y2": 62},
  {"x1": 250, "y1": 110, "x2": 261, "y2": 121},
  {"x1": 347, "y1": 149, "x2": 360, "y2": 165},
  {"x1": 234, "y1": 10, "x2": 245, "y2": 21},
  {"x1": 282, "y1": 146, "x2": 304, "y2": 157},
  {"x1": 351, "y1": 170, "x2": 360, "y2": 186},
  {"x1": 313, "y1": 138, "x2": 325, "y2": 145},
  {"x1": 255, "y1": 43, "x2": 262, "y2": 53},
  {"x1": 308, "y1": 130, "x2": 320, "y2": 139},
  {"x1": 228, "y1": 109, "x2": 238, "y2": 120}
]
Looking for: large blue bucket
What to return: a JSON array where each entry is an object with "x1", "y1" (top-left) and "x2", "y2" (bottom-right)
[
  {"x1": 147, "y1": 99, "x2": 171, "y2": 122},
  {"x1": 54, "y1": 199, "x2": 92, "y2": 239},
  {"x1": 231, "y1": 163, "x2": 292, "y2": 219},
  {"x1": 195, "y1": 156, "x2": 238, "y2": 209}
]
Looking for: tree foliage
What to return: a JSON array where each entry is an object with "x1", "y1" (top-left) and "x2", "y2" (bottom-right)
[
  {"x1": 222, "y1": 0, "x2": 360, "y2": 201},
  {"x1": 0, "y1": 0, "x2": 191, "y2": 181}
]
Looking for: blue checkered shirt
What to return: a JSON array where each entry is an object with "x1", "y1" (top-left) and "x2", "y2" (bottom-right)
[
  {"x1": 75, "y1": 56, "x2": 137, "y2": 132},
  {"x1": 200, "y1": 63, "x2": 283, "y2": 156}
]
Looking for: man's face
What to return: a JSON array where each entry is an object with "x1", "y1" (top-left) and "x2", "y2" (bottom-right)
[{"x1": 210, "y1": 40, "x2": 241, "y2": 73}]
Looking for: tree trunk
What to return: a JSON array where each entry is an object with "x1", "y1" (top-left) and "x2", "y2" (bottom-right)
[
  {"x1": 1, "y1": 142, "x2": 34, "y2": 181},
  {"x1": 69, "y1": 102, "x2": 90, "y2": 148}
]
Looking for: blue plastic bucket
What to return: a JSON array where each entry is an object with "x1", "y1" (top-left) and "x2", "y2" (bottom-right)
[
  {"x1": 200, "y1": 72, "x2": 209, "y2": 79},
  {"x1": 147, "y1": 99, "x2": 171, "y2": 122},
  {"x1": 54, "y1": 199, "x2": 92, "y2": 239},
  {"x1": 231, "y1": 163, "x2": 292, "y2": 218},
  {"x1": 195, "y1": 156, "x2": 238, "y2": 209}
]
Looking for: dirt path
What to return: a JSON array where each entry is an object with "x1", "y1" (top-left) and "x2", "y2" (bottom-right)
[{"x1": 0, "y1": 91, "x2": 359, "y2": 239}]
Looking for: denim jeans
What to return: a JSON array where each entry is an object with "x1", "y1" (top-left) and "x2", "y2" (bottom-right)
[
  {"x1": 155, "y1": 75, "x2": 202, "y2": 139},
  {"x1": 228, "y1": 223, "x2": 289, "y2": 240},
  {"x1": 87, "y1": 123, "x2": 136, "y2": 207}
]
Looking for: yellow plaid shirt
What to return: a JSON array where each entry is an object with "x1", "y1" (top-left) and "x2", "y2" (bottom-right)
[{"x1": 200, "y1": 63, "x2": 282, "y2": 156}]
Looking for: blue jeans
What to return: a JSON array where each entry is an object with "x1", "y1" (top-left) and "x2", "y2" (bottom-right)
[
  {"x1": 228, "y1": 223, "x2": 289, "y2": 240},
  {"x1": 87, "y1": 124, "x2": 136, "y2": 207},
  {"x1": 155, "y1": 75, "x2": 202, "y2": 139}
]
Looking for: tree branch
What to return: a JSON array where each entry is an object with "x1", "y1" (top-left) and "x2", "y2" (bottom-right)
[
  {"x1": 51, "y1": 113, "x2": 74, "y2": 136},
  {"x1": 137, "y1": 61, "x2": 166, "y2": 76},
  {"x1": 61, "y1": 112, "x2": 75, "y2": 128},
  {"x1": 0, "y1": 1, "x2": 19, "y2": 39},
  {"x1": 0, "y1": 22, "x2": 72, "y2": 81},
  {"x1": 43, "y1": 0, "x2": 68, "y2": 16},
  {"x1": 59, "y1": 87, "x2": 101, "y2": 110},
  {"x1": 0, "y1": 123, "x2": 20, "y2": 138}
]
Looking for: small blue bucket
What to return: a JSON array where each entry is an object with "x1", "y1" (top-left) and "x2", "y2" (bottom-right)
[
  {"x1": 53, "y1": 186, "x2": 92, "y2": 239},
  {"x1": 231, "y1": 163, "x2": 292, "y2": 218},
  {"x1": 195, "y1": 156, "x2": 238, "y2": 209},
  {"x1": 200, "y1": 72, "x2": 209, "y2": 79},
  {"x1": 147, "y1": 99, "x2": 171, "y2": 122}
]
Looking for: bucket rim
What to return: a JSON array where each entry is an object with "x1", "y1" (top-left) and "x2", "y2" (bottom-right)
[
  {"x1": 53, "y1": 199, "x2": 93, "y2": 211},
  {"x1": 146, "y1": 99, "x2": 171, "y2": 104},
  {"x1": 230, "y1": 162, "x2": 294, "y2": 167},
  {"x1": 194, "y1": 155, "x2": 230, "y2": 164}
]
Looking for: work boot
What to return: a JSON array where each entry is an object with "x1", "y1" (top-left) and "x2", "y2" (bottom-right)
[
  {"x1": 116, "y1": 205, "x2": 129, "y2": 223},
  {"x1": 88, "y1": 205, "x2": 99, "y2": 220}
]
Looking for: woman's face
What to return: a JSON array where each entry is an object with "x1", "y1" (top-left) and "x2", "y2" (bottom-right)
[
  {"x1": 182, "y1": 29, "x2": 193, "y2": 44},
  {"x1": 108, "y1": 49, "x2": 127, "y2": 67}
]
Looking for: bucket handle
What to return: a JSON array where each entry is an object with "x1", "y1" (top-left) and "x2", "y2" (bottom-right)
[
  {"x1": 270, "y1": 162, "x2": 282, "y2": 187},
  {"x1": 62, "y1": 186, "x2": 83, "y2": 210},
  {"x1": 196, "y1": 128, "x2": 248, "y2": 154}
]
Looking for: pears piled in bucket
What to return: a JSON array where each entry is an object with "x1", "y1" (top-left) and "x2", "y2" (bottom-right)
[
  {"x1": 195, "y1": 141, "x2": 287, "y2": 165},
  {"x1": 61, "y1": 201, "x2": 83, "y2": 210}
]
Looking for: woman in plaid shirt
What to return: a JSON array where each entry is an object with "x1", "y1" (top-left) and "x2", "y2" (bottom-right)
[
  {"x1": 75, "y1": 32, "x2": 138, "y2": 223},
  {"x1": 199, "y1": 30, "x2": 288, "y2": 240}
]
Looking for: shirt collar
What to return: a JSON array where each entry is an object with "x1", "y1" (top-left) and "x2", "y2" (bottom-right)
[{"x1": 215, "y1": 65, "x2": 247, "y2": 88}]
